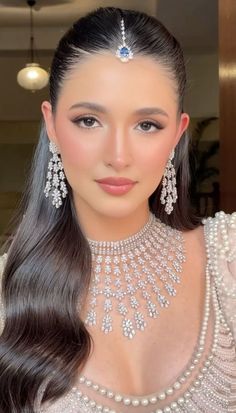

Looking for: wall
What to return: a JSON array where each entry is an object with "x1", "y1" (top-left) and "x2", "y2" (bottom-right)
[{"x1": 184, "y1": 53, "x2": 219, "y2": 117}]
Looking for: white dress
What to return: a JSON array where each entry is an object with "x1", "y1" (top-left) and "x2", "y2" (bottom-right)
[{"x1": 0, "y1": 211, "x2": 236, "y2": 413}]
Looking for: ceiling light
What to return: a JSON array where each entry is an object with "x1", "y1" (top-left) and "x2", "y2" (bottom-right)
[{"x1": 17, "y1": 0, "x2": 49, "y2": 92}]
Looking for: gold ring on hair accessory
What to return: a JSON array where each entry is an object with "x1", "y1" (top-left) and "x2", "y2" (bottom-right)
[{"x1": 116, "y1": 18, "x2": 133, "y2": 62}]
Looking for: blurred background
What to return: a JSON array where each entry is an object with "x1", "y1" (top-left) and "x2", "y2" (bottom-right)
[{"x1": 0, "y1": 0, "x2": 235, "y2": 245}]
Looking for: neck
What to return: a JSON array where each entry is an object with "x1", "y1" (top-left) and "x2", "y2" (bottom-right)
[{"x1": 75, "y1": 204, "x2": 151, "y2": 242}]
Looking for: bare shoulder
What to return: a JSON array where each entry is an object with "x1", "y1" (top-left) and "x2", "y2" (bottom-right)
[
  {"x1": 182, "y1": 223, "x2": 206, "y2": 260},
  {"x1": 183, "y1": 223, "x2": 204, "y2": 240}
]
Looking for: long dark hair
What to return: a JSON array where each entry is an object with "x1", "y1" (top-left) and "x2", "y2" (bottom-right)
[{"x1": 0, "y1": 7, "x2": 202, "y2": 412}]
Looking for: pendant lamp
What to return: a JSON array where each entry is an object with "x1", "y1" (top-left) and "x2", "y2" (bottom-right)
[{"x1": 17, "y1": 0, "x2": 49, "y2": 92}]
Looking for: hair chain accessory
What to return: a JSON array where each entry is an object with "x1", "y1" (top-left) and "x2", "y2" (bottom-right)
[
  {"x1": 160, "y1": 148, "x2": 177, "y2": 215},
  {"x1": 116, "y1": 18, "x2": 133, "y2": 62},
  {"x1": 44, "y1": 141, "x2": 68, "y2": 208},
  {"x1": 81, "y1": 211, "x2": 186, "y2": 339}
]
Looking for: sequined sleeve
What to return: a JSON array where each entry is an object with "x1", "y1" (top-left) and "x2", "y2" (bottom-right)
[
  {"x1": 204, "y1": 211, "x2": 236, "y2": 339},
  {"x1": 0, "y1": 253, "x2": 7, "y2": 335}
]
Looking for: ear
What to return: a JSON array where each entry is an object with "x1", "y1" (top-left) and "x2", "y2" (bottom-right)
[
  {"x1": 174, "y1": 112, "x2": 190, "y2": 147},
  {"x1": 41, "y1": 101, "x2": 59, "y2": 148}
]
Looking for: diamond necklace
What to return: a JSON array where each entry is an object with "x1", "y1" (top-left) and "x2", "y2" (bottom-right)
[
  {"x1": 70, "y1": 265, "x2": 224, "y2": 413},
  {"x1": 82, "y1": 211, "x2": 186, "y2": 339}
]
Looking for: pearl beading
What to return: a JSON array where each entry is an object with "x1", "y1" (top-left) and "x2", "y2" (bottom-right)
[
  {"x1": 1, "y1": 211, "x2": 236, "y2": 413},
  {"x1": 67, "y1": 270, "x2": 224, "y2": 413},
  {"x1": 76, "y1": 262, "x2": 212, "y2": 401},
  {"x1": 202, "y1": 211, "x2": 236, "y2": 298},
  {"x1": 43, "y1": 211, "x2": 235, "y2": 413}
]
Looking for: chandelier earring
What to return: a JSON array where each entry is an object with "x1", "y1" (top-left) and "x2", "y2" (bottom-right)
[
  {"x1": 160, "y1": 148, "x2": 177, "y2": 215},
  {"x1": 44, "y1": 141, "x2": 68, "y2": 208}
]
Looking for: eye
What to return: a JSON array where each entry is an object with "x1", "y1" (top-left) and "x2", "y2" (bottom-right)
[
  {"x1": 72, "y1": 116, "x2": 100, "y2": 128},
  {"x1": 137, "y1": 121, "x2": 164, "y2": 133}
]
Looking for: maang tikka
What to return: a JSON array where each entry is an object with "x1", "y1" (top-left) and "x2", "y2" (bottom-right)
[
  {"x1": 116, "y1": 18, "x2": 133, "y2": 62},
  {"x1": 44, "y1": 141, "x2": 68, "y2": 208},
  {"x1": 160, "y1": 148, "x2": 177, "y2": 215}
]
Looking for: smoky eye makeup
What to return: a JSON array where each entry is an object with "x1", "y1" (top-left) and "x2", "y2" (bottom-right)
[
  {"x1": 70, "y1": 112, "x2": 166, "y2": 133},
  {"x1": 71, "y1": 115, "x2": 100, "y2": 128},
  {"x1": 136, "y1": 120, "x2": 165, "y2": 132}
]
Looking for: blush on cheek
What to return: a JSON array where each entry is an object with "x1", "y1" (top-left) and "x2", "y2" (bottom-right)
[
  {"x1": 59, "y1": 139, "x2": 98, "y2": 172},
  {"x1": 62, "y1": 152, "x2": 78, "y2": 170},
  {"x1": 58, "y1": 137, "x2": 82, "y2": 166},
  {"x1": 143, "y1": 150, "x2": 168, "y2": 173},
  {"x1": 57, "y1": 123, "x2": 101, "y2": 166}
]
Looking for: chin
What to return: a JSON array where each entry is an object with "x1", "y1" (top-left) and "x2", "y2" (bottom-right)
[{"x1": 92, "y1": 202, "x2": 143, "y2": 220}]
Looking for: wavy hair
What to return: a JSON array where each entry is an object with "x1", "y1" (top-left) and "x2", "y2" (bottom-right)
[{"x1": 0, "y1": 6, "x2": 202, "y2": 412}]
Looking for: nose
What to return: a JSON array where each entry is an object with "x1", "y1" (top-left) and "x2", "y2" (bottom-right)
[{"x1": 104, "y1": 128, "x2": 132, "y2": 170}]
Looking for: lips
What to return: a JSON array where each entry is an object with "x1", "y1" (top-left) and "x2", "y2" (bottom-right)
[{"x1": 95, "y1": 177, "x2": 136, "y2": 186}]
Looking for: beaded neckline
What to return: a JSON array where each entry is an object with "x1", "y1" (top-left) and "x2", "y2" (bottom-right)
[
  {"x1": 34, "y1": 211, "x2": 236, "y2": 412},
  {"x1": 66, "y1": 220, "x2": 217, "y2": 410}
]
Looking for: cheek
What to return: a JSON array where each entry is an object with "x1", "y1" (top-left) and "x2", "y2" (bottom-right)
[
  {"x1": 55, "y1": 126, "x2": 99, "y2": 172},
  {"x1": 61, "y1": 143, "x2": 97, "y2": 177},
  {"x1": 136, "y1": 135, "x2": 173, "y2": 177},
  {"x1": 142, "y1": 150, "x2": 167, "y2": 172}
]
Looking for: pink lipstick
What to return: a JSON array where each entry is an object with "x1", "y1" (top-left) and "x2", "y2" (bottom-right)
[{"x1": 95, "y1": 177, "x2": 137, "y2": 195}]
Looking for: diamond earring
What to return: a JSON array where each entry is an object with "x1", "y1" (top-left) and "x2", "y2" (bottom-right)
[
  {"x1": 160, "y1": 149, "x2": 177, "y2": 215},
  {"x1": 44, "y1": 141, "x2": 68, "y2": 208}
]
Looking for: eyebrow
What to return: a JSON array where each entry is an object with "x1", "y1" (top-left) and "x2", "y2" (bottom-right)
[{"x1": 69, "y1": 102, "x2": 169, "y2": 118}]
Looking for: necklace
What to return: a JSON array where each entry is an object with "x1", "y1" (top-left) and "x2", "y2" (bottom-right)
[
  {"x1": 39, "y1": 212, "x2": 236, "y2": 413},
  {"x1": 70, "y1": 265, "x2": 226, "y2": 413},
  {"x1": 70, "y1": 265, "x2": 224, "y2": 413},
  {"x1": 83, "y1": 212, "x2": 186, "y2": 339}
]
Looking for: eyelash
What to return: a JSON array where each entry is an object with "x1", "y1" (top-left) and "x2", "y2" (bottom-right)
[{"x1": 72, "y1": 116, "x2": 164, "y2": 132}]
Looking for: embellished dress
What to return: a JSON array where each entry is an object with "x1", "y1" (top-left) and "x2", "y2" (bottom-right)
[{"x1": 0, "y1": 211, "x2": 236, "y2": 413}]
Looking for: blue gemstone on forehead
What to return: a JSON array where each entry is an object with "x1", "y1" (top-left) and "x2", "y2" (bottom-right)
[
  {"x1": 120, "y1": 46, "x2": 130, "y2": 57},
  {"x1": 115, "y1": 18, "x2": 133, "y2": 62}
]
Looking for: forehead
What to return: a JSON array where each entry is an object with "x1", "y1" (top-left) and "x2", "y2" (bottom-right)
[{"x1": 57, "y1": 53, "x2": 178, "y2": 112}]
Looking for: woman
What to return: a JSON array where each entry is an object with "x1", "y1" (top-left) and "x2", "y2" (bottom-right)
[{"x1": 0, "y1": 6, "x2": 236, "y2": 413}]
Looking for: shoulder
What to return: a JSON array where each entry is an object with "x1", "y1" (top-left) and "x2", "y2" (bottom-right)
[
  {"x1": 202, "y1": 211, "x2": 236, "y2": 334},
  {"x1": 202, "y1": 210, "x2": 236, "y2": 269}
]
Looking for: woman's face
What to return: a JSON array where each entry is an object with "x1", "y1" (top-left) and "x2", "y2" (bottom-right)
[{"x1": 42, "y1": 53, "x2": 189, "y2": 222}]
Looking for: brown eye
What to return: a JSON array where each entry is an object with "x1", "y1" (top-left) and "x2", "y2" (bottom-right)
[
  {"x1": 137, "y1": 121, "x2": 163, "y2": 133},
  {"x1": 72, "y1": 116, "x2": 99, "y2": 128},
  {"x1": 82, "y1": 117, "x2": 96, "y2": 127},
  {"x1": 140, "y1": 121, "x2": 153, "y2": 131}
]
